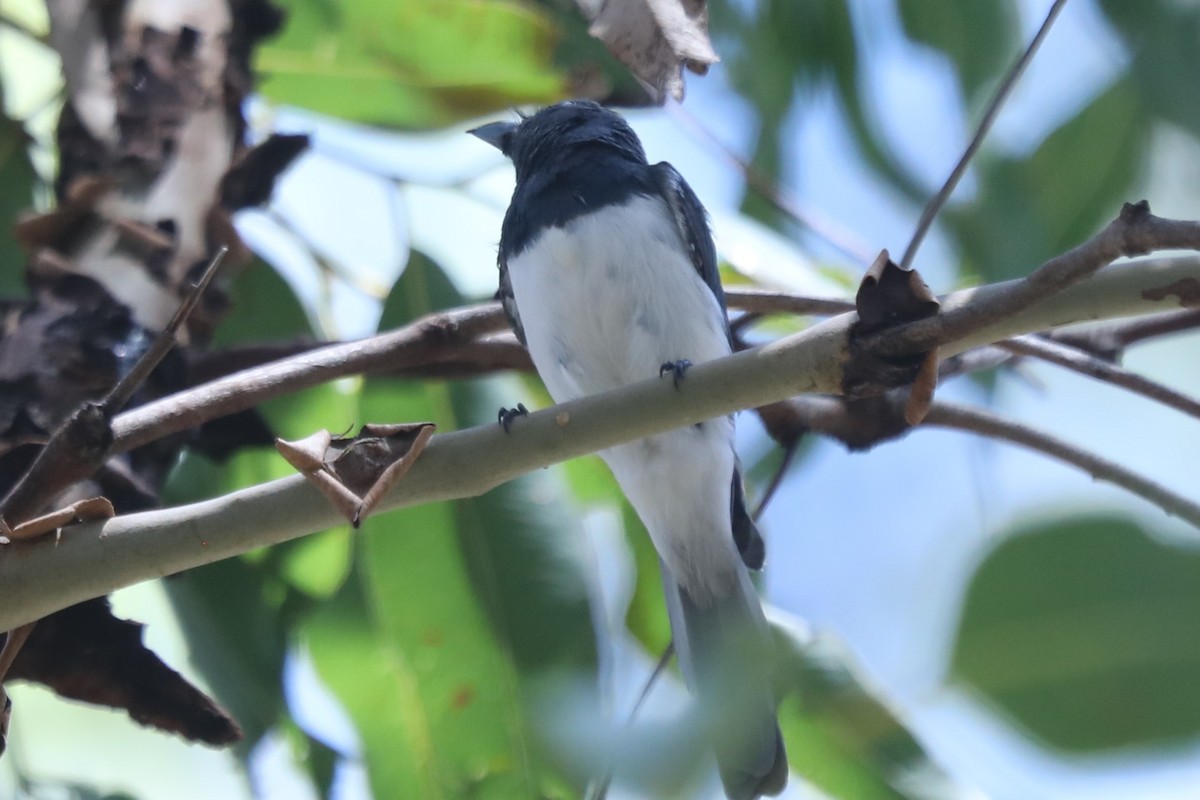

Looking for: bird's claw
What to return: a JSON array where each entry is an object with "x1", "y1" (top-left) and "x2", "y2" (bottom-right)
[
  {"x1": 659, "y1": 359, "x2": 692, "y2": 389},
  {"x1": 498, "y1": 403, "x2": 529, "y2": 432}
]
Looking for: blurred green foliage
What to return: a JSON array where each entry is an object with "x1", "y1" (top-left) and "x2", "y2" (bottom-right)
[
  {"x1": 258, "y1": 0, "x2": 566, "y2": 128},
  {"x1": 0, "y1": 111, "x2": 35, "y2": 297},
  {"x1": 953, "y1": 515, "x2": 1200, "y2": 753}
]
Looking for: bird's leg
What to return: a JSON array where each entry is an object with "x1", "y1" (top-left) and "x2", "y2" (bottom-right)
[
  {"x1": 658, "y1": 359, "x2": 692, "y2": 389},
  {"x1": 497, "y1": 403, "x2": 529, "y2": 432}
]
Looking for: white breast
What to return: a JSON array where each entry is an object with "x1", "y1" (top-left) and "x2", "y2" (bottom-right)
[
  {"x1": 506, "y1": 194, "x2": 742, "y2": 600},
  {"x1": 506, "y1": 194, "x2": 730, "y2": 404}
]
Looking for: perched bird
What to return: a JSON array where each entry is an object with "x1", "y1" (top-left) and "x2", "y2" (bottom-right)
[{"x1": 471, "y1": 100, "x2": 787, "y2": 800}]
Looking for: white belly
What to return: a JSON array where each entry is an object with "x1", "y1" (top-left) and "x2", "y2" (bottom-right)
[
  {"x1": 506, "y1": 194, "x2": 742, "y2": 599},
  {"x1": 506, "y1": 194, "x2": 730, "y2": 402}
]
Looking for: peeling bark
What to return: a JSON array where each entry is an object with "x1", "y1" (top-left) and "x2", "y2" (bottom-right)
[{"x1": 1, "y1": 0, "x2": 300, "y2": 746}]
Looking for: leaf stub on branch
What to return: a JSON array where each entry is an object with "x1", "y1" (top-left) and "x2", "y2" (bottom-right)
[
  {"x1": 277, "y1": 423, "x2": 437, "y2": 527},
  {"x1": 0, "y1": 497, "x2": 115, "y2": 544},
  {"x1": 844, "y1": 250, "x2": 941, "y2": 400},
  {"x1": 577, "y1": 0, "x2": 718, "y2": 101}
]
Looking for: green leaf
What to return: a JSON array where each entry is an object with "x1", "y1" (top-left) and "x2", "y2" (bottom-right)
[
  {"x1": 773, "y1": 615, "x2": 971, "y2": 800},
  {"x1": 0, "y1": 113, "x2": 35, "y2": 296},
  {"x1": 898, "y1": 0, "x2": 1017, "y2": 99},
  {"x1": 215, "y1": 256, "x2": 315, "y2": 345},
  {"x1": 1097, "y1": 0, "x2": 1200, "y2": 137},
  {"x1": 952, "y1": 514, "x2": 1200, "y2": 752},
  {"x1": 164, "y1": 558, "x2": 290, "y2": 753},
  {"x1": 280, "y1": 527, "x2": 353, "y2": 599},
  {"x1": 945, "y1": 79, "x2": 1147, "y2": 283},
  {"x1": 258, "y1": 0, "x2": 566, "y2": 129},
  {"x1": 304, "y1": 565, "x2": 442, "y2": 798},
  {"x1": 359, "y1": 498, "x2": 537, "y2": 797},
  {"x1": 621, "y1": 501, "x2": 672, "y2": 655},
  {"x1": 303, "y1": 250, "x2": 595, "y2": 798}
]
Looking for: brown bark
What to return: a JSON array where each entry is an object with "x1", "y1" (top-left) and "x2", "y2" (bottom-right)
[{"x1": 0, "y1": 0, "x2": 302, "y2": 747}]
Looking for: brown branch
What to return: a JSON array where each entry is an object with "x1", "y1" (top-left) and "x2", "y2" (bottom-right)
[
  {"x1": 726, "y1": 289, "x2": 854, "y2": 317},
  {"x1": 113, "y1": 290, "x2": 851, "y2": 454},
  {"x1": 752, "y1": 440, "x2": 799, "y2": 520},
  {"x1": 112, "y1": 303, "x2": 510, "y2": 453},
  {"x1": 900, "y1": 0, "x2": 1071, "y2": 269},
  {"x1": 1000, "y1": 335, "x2": 1200, "y2": 421},
  {"x1": 106, "y1": 248, "x2": 227, "y2": 413},
  {"x1": 189, "y1": 336, "x2": 532, "y2": 385},
  {"x1": 0, "y1": 624, "x2": 35, "y2": 684},
  {"x1": 752, "y1": 390, "x2": 1200, "y2": 528},
  {"x1": 1049, "y1": 308, "x2": 1200, "y2": 359},
  {"x1": 924, "y1": 401, "x2": 1200, "y2": 526}
]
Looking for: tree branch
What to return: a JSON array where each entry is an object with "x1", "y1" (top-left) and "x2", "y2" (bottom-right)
[
  {"x1": 1049, "y1": 308, "x2": 1200, "y2": 359},
  {"x1": 111, "y1": 253, "x2": 1200, "y2": 456},
  {"x1": 923, "y1": 402, "x2": 1200, "y2": 525},
  {"x1": 112, "y1": 303, "x2": 511, "y2": 452},
  {"x1": 900, "y1": 0, "x2": 1071, "y2": 269},
  {"x1": 4, "y1": 250, "x2": 1200, "y2": 630},
  {"x1": 867, "y1": 205, "x2": 1200, "y2": 359},
  {"x1": 1000, "y1": 335, "x2": 1200, "y2": 421}
]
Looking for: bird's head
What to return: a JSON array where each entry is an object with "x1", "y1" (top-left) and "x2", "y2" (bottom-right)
[{"x1": 469, "y1": 100, "x2": 646, "y2": 182}]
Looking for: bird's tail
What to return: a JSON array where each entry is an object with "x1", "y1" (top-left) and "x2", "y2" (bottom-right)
[{"x1": 662, "y1": 563, "x2": 788, "y2": 800}]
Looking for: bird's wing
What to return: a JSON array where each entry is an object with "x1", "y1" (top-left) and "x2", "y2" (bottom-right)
[
  {"x1": 496, "y1": 260, "x2": 526, "y2": 347},
  {"x1": 650, "y1": 162, "x2": 728, "y2": 323},
  {"x1": 653, "y1": 163, "x2": 767, "y2": 570}
]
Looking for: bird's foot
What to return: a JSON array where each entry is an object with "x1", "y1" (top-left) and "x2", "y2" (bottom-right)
[
  {"x1": 497, "y1": 403, "x2": 529, "y2": 433},
  {"x1": 659, "y1": 359, "x2": 692, "y2": 389}
]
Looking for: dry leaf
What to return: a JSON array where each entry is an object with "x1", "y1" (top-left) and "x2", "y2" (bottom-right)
[
  {"x1": 1, "y1": 496, "x2": 116, "y2": 542},
  {"x1": 904, "y1": 350, "x2": 939, "y2": 425},
  {"x1": 844, "y1": 249, "x2": 941, "y2": 400},
  {"x1": 277, "y1": 423, "x2": 437, "y2": 526},
  {"x1": 577, "y1": 0, "x2": 718, "y2": 101},
  {"x1": 7, "y1": 598, "x2": 242, "y2": 745}
]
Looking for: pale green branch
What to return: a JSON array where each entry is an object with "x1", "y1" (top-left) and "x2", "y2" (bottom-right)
[{"x1": 0, "y1": 254, "x2": 1198, "y2": 630}]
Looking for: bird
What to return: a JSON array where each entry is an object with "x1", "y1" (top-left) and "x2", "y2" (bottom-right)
[{"x1": 471, "y1": 100, "x2": 787, "y2": 800}]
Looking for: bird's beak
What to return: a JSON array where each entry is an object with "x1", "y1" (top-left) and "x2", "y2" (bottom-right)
[{"x1": 468, "y1": 121, "x2": 517, "y2": 156}]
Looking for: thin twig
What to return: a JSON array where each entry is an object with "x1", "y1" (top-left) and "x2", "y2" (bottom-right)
[
  {"x1": 586, "y1": 642, "x2": 676, "y2": 800},
  {"x1": 752, "y1": 387, "x2": 1200, "y2": 530},
  {"x1": 1109, "y1": 308, "x2": 1200, "y2": 347},
  {"x1": 900, "y1": 0, "x2": 1071, "y2": 269},
  {"x1": 1001, "y1": 335, "x2": 1200, "y2": 420},
  {"x1": 727, "y1": 290, "x2": 855, "y2": 317},
  {"x1": 667, "y1": 103, "x2": 876, "y2": 266},
  {"x1": 753, "y1": 440, "x2": 798, "y2": 521},
  {"x1": 924, "y1": 402, "x2": 1200, "y2": 526},
  {"x1": 1050, "y1": 308, "x2": 1200, "y2": 358},
  {"x1": 105, "y1": 247, "x2": 227, "y2": 413},
  {"x1": 111, "y1": 303, "x2": 510, "y2": 453},
  {"x1": 0, "y1": 624, "x2": 35, "y2": 684}
]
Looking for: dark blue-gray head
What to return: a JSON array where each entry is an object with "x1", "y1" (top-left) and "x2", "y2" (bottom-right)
[{"x1": 469, "y1": 100, "x2": 647, "y2": 183}]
